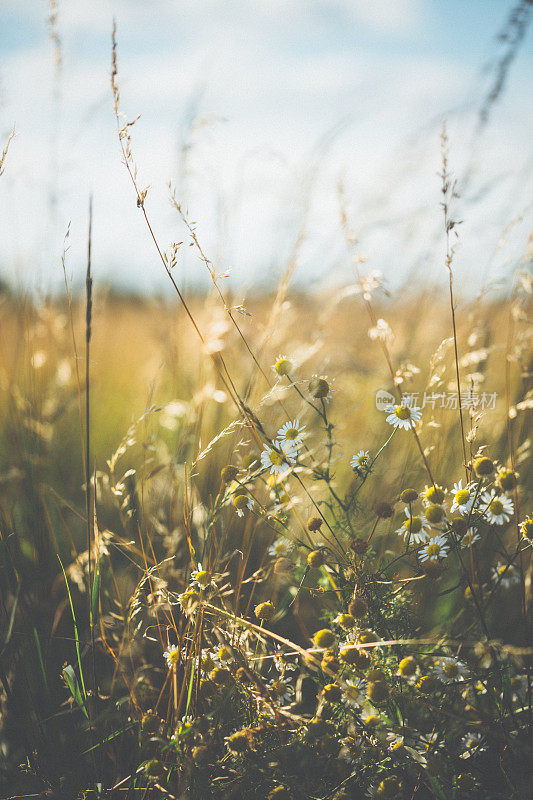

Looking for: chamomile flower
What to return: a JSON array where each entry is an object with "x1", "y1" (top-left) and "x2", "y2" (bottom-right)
[
  {"x1": 260, "y1": 442, "x2": 297, "y2": 475},
  {"x1": 460, "y1": 528, "x2": 481, "y2": 548},
  {"x1": 164, "y1": 644, "x2": 180, "y2": 669},
  {"x1": 434, "y1": 656, "x2": 469, "y2": 684},
  {"x1": 396, "y1": 508, "x2": 430, "y2": 544},
  {"x1": 361, "y1": 708, "x2": 382, "y2": 729},
  {"x1": 342, "y1": 679, "x2": 365, "y2": 707},
  {"x1": 177, "y1": 589, "x2": 200, "y2": 614},
  {"x1": 385, "y1": 400, "x2": 422, "y2": 431},
  {"x1": 450, "y1": 481, "x2": 477, "y2": 516},
  {"x1": 215, "y1": 645, "x2": 234, "y2": 664},
  {"x1": 190, "y1": 563, "x2": 216, "y2": 589},
  {"x1": 233, "y1": 493, "x2": 254, "y2": 517},
  {"x1": 520, "y1": 517, "x2": 533, "y2": 544},
  {"x1": 268, "y1": 536, "x2": 293, "y2": 558},
  {"x1": 386, "y1": 731, "x2": 427, "y2": 765},
  {"x1": 419, "y1": 731, "x2": 444, "y2": 753},
  {"x1": 350, "y1": 450, "x2": 371, "y2": 473},
  {"x1": 423, "y1": 484, "x2": 447, "y2": 506},
  {"x1": 277, "y1": 419, "x2": 306, "y2": 447},
  {"x1": 339, "y1": 735, "x2": 363, "y2": 764},
  {"x1": 481, "y1": 491, "x2": 514, "y2": 525},
  {"x1": 273, "y1": 355, "x2": 293, "y2": 377},
  {"x1": 491, "y1": 562, "x2": 520, "y2": 589},
  {"x1": 268, "y1": 678, "x2": 294, "y2": 706},
  {"x1": 419, "y1": 535, "x2": 449, "y2": 562},
  {"x1": 459, "y1": 732, "x2": 487, "y2": 759}
]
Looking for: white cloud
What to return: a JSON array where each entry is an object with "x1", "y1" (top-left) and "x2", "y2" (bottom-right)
[{"x1": 0, "y1": 0, "x2": 531, "y2": 296}]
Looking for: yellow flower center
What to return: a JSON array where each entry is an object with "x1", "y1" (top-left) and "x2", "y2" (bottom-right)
[
  {"x1": 455, "y1": 489, "x2": 470, "y2": 506},
  {"x1": 425, "y1": 486, "x2": 445, "y2": 504},
  {"x1": 168, "y1": 649, "x2": 179, "y2": 665},
  {"x1": 271, "y1": 680, "x2": 287, "y2": 698},
  {"x1": 426, "y1": 504, "x2": 445, "y2": 523},
  {"x1": 426, "y1": 543, "x2": 441, "y2": 558},
  {"x1": 395, "y1": 405, "x2": 411, "y2": 420},
  {"x1": 195, "y1": 570, "x2": 210, "y2": 587},
  {"x1": 275, "y1": 358, "x2": 292, "y2": 376},
  {"x1": 269, "y1": 451, "x2": 284, "y2": 466},
  {"x1": 285, "y1": 427, "x2": 299, "y2": 440},
  {"x1": 489, "y1": 499, "x2": 504, "y2": 515},
  {"x1": 405, "y1": 516, "x2": 423, "y2": 534},
  {"x1": 443, "y1": 662, "x2": 459, "y2": 677},
  {"x1": 344, "y1": 686, "x2": 360, "y2": 702},
  {"x1": 218, "y1": 646, "x2": 232, "y2": 662}
]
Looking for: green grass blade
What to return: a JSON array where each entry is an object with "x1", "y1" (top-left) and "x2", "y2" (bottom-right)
[
  {"x1": 58, "y1": 556, "x2": 87, "y2": 701},
  {"x1": 33, "y1": 627, "x2": 49, "y2": 696}
]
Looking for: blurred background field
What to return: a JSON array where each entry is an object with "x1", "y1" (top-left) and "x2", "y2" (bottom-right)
[{"x1": 1, "y1": 284, "x2": 529, "y2": 517}]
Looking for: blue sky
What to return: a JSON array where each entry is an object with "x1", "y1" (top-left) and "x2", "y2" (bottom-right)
[{"x1": 0, "y1": 0, "x2": 531, "y2": 295}]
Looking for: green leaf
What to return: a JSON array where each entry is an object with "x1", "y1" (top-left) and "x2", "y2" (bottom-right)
[{"x1": 63, "y1": 665, "x2": 88, "y2": 719}]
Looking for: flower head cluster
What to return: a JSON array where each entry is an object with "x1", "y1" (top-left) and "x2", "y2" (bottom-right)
[{"x1": 261, "y1": 419, "x2": 305, "y2": 476}]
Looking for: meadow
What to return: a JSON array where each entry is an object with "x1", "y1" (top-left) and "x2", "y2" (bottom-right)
[{"x1": 0, "y1": 29, "x2": 532, "y2": 800}]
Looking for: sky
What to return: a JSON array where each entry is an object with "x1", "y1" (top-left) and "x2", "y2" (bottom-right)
[{"x1": 0, "y1": 0, "x2": 532, "y2": 297}]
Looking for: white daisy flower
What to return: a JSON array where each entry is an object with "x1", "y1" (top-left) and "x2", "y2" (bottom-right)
[
  {"x1": 450, "y1": 481, "x2": 477, "y2": 516},
  {"x1": 190, "y1": 562, "x2": 216, "y2": 589},
  {"x1": 396, "y1": 508, "x2": 430, "y2": 544},
  {"x1": 386, "y1": 732, "x2": 427, "y2": 765},
  {"x1": 460, "y1": 528, "x2": 481, "y2": 548},
  {"x1": 273, "y1": 355, "x2": 294, "y2": 377},
  {"x1": 481, "y1": 491, "x2": 514, "y2": 525},
  {"x1": 350, "y1": 450, "x2": 371, "y2": 473},
  {"x1": 164, "y1": 644, "x2": 180, "y2": 669},
  {"x1": 460, "y1": 732, "x2": 486, "y2": 759},
  {"x1": 215, "y1": 645, "x2": 234, "y2": 664},
  {"x1": 276, "y1": 419, "x2": 306, "y2": 447},
  {"x1": 338, "y1": 736, "x2": 363, "y2": 764},
  {"x1": 419, "y1": 731, "x2": 444, "y2": 753},
  {"x1": 268, "y1": 678, "x2": 294, "y2": 706},
  {"x1": 268, "y1": 536, "x2": 293, "y2": 557},
  {"x1": 260, "y1": 442, "x2": 297, "y2": 475},
  {"x1": 385, "y1": 400, "x2": 422, "y2": 431},
  {"x1": 361, "y1": 708, "x2": 382, "y2": 728},
  {"x1": 233, "y1": 493, "x2": 254, "y2": 517},
  {"x1": 492, "y1": 562, "x2": 520, "y2": 589},
  {"x1": 343, "y1": 679, "x2": 365, "y2": 707},
  {"x1": 520, "y1": 517, "x2": 533, "y2": 544},
  {"x1": 433, "y1": 656, "x2": 469, "y2": 684},
  {"x1": 419, "y1": 535, "x2": 449, "y2": 562}
]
